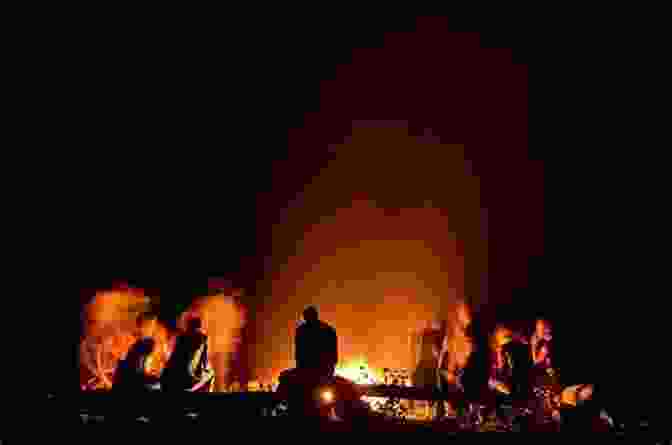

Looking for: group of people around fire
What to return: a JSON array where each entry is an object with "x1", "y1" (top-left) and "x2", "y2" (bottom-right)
[
  {"x1": 82, "y1": 313, "x2": 216, "y2": 395},
  {"x1": 414, "y1": 311, "x2": 602, "y2": 429},
  {"x1": 81, "y1": 303, "x2": 606, "y2": 429}
]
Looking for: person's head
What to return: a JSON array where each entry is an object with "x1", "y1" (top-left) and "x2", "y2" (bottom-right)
[
  {"x1": 187, "y1": 317, "x2": 203, "y2": 333},
  {"x1": 303, "y1": 306, "x2": 318, "y2": 323},
  {"x1": 127, "y1": 337, "x2": 155, "y2": 360}
]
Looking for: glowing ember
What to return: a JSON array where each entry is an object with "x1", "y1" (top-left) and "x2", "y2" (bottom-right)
[{"x1": 321, "y1": 390, "x2": 334, "y2": 402}]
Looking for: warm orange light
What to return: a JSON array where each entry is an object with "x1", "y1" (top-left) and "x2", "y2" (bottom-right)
[
  {"x1": 491, "y1": 325, "x2": 512, "y2": 350},
  {"x1": 334, "y1": 357, "x2": 382, "y2": 384},
  {"x1": 456, "y1": 302, "x2": 471, "y2": 329},
  {"x1": 321, "y1": 390, "x2": 334, "y2": 403}
]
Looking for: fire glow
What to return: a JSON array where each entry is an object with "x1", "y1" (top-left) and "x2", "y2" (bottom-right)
[
  {"x1": 335, "y1": 357, "x2": 383, "y2": 385},
  {"x1": 80, "y1": 287, "x2": 245, "y2": 392},
  {"x1": 80, "y1": 288, "x2": 165, "y2": 390}
]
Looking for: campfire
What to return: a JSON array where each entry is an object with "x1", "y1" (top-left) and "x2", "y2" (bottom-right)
[
  {"x1": 335, "y1": 357, "x2": 383, "y2": 385},
  {"x1": 334, "y1": 357, "x2": 419, "y2": 417}
]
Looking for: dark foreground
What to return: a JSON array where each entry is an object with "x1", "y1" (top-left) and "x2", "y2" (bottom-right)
[
  {"x1": 46, "y1": 392, "x2": 661, "y2": 435},
  {"x1": 68, "y1": 414, "x2": 661, "y2": 437}
]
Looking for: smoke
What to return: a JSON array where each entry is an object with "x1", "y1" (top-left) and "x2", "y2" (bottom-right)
[
  {"x1": 253, "y1": 126, "x2": 486, "y2": 382},
  {"x1": 178, "y1": 292, "x2": 246, "y2": 390}
]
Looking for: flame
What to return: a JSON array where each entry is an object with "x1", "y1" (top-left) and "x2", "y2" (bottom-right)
[
  {"x1": 335, "y1": 357, "x2": 383, "y2": 385},
  {"x1": 80, "y1": 289, "x2": 155, "y2": 389},
  {"x1": 440, "y1": 300, "x2": 473, "y2": 379},
  {"x1": 80, "y1": 288, "x2": 176, "y2": 389},
  {"x1": 83, "y1": 288, "x2": 152, "y2": 335},
  {"x1": 178, "y1": 291, "x2": 246, "y2": 391},
  {"x1": 334, "y1": 357, "x2": 403, "y2": 414},
  {"x1": 490, "y1": 325, "x2": 512, "y2": 352},
  {"x1": 455, "y1": 301, "x2": 471, "y2": 330},
  {"x1": 80, "y1": 288, "x2": 245, "y2": 391},
  {"x1": 142, "y1": 321, "x2": 172, "y2": 377},
  {"x1": 535, "y1": 319, "x2": 552, "y2": 338}
]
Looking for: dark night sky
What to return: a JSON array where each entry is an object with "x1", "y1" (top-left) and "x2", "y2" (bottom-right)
[{"x1": 30, "y1": 11, "x2": 665, "y2": 406}]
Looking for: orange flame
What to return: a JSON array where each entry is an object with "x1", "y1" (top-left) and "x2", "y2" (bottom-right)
[
  {"x1": 335, "y1": 357, "x2": 383, "y2": 384},
  {"x1": 441, "y1": 301, "x2": 473, "y2": 378},
  {"x1": 80, "y1": 288, "x2": 169, "y2": 389},
  {"x1": 177, "y1": 291, "x2": 246, "y2": 391},
  {"x1": 491, "y1": 325, "x2": 513, "y2": 350}
]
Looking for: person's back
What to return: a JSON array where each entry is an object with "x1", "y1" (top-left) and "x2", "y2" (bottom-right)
[
  {"x1": 295, "y1": 306, "x2": 338, "y2": 379},
  {"x1": 503, "y1": 339, "x2": 533, "y2": 402},
  {"x1": 113, "y1": 337, "x2": 159, "y2": 393},
  {"x1": 462, "y1": 319, "x2": 491, "y2": 403}
]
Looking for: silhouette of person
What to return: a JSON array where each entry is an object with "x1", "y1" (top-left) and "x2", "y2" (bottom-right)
[
  {"x1": 109, "y1": 337, "x2": 161, "y2": 423},
  {"x1": 438, "y1": 318, "x2": 473, "y2": 420},
  {"x1": 295, "y1": 306, "x2": 338, "y2": 378},
  {"x1": 503, "y1": 330, "x2": 533, "y2": 404},
  {"x1": 461, "y1": 317, "x2": 491, "y2": 425},
  {"x1": 278, "y1": 307, "x2": 338, "y2": 420},
  {"x1": 162, "y1": 317, "x2": 215, "y2": 392},
  {"x1": 112, "y1": 337, "x2": 160, "y2": 393},
  {"x1": 413, "y1": 320, "x2": 443, "y2": 390},
  {"x1": 489, "y1": 328, "x2": 533, "y2": 427}
]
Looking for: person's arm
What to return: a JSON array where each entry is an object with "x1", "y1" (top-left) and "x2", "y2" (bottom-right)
[{"x1": 189, "y1": 340, "x2": 215, "y2": 391}]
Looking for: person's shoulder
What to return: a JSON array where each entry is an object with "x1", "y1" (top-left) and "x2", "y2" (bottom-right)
[{"x1": 296, "y1": 322, "x2": 308, "y2": 332}]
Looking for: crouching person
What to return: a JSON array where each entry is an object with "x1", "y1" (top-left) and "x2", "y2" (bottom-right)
[
  {"x1": 111, "y1": 337, "x2": 162, "y2": 423},
  {"x1": 162, "y1": 318, "x2": 215, "y2": 393}
]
